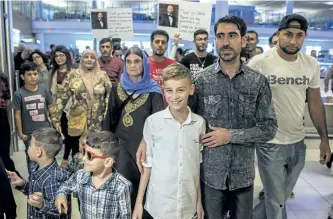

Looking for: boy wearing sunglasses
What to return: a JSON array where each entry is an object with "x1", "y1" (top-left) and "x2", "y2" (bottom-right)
[
  {"x1": 7, "y1": 128, "x2": 70, "y2": 219},
  {"x1": 133, "y1": 64, "x2": 206, "y2": 219},
  {"x1": 55, "y1": 131, "x2": 132, "y2": 219}
]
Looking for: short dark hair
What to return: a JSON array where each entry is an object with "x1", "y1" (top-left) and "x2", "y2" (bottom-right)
[
  {"x1": 113, "y1": 44, "x2": 121, "y2": 51},
  {"x1": 214, "y1": 16, "x2": 247, "y2": 37},
  {"x1": 112, "y1": 44, "x2": 122, "y2": 56},
  {"x1": 150, "y1": 30, "x2": 169, "y2": 43},
  {"x1": 176, "y1": 47, "x2": 184, "y2": 56},
  {"x1": 194, "y1": 29, "x2": 209, "y2": 40},
  {"x1": 19, "y1": 61, "x2": 38, "y2": 76},
  {"x1": 50, "y1": 44, "x2": 55, "y2": 50},
  {"x1": 99, "y1": 38, "x2": 112, "y2": 47},
  {"x1": 247, "y1": 30, "x2": 259, "y2": 39},
  {"x1": 32, "y1": 128, "x2": 63, "y2": 158},
  {"x1": 268, "y1": 33, "x2": 276, "y2": 45},
  {"x1": 86, "y1": 131, "x2": 120, "y2": 160},
  {"x1": 28, "y1": 50, "x2": 49, "y2": 65}
]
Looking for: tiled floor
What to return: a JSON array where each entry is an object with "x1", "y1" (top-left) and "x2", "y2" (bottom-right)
[{"x1": 8, "y1": 138, "x2": 333, "y2": 219}]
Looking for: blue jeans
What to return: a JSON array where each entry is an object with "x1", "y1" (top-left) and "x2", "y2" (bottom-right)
[{"x1": 253, "y1": 140, "x2": 306, "y2": 219}]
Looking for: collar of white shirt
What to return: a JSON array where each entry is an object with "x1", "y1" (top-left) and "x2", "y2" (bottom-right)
[{"x1": 164, "y1": 106, "x2": 198, "y2": 124}]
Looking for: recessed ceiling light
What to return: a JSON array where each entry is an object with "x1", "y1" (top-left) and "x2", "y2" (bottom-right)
[{"x1": 325, "y1": 2, "x2": 333, "y2": 5}]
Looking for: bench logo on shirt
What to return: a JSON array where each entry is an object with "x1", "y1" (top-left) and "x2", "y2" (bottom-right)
[{"x1": 267, "y1": 75, "x2": 310, "y2": 85}]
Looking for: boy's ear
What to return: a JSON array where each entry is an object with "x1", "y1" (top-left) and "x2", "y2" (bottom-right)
[
  {"x1": 37, "y1": 147, "x2": 43, "y2": 158},
  {"x1": 20, "y1": 74, "x2": 25, "y2": 81},
  {"x1": 105, "y1": 157, "x2": 115, "y2": 168}
]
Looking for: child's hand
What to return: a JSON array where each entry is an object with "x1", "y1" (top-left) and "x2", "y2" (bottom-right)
[
  {"x1": 19, "y1": 134, "x2": 27, "y2": 141},
  {"x1": 7, "y1": 171, "x2": 25, "y2": 187},
  {"x1": 196, "y1": 202, "x2": 204, "y2": 219},
  {"x1": 55, "y1": 195, "x2": 68, "y2": 214},
  {"x1": 132, "y1": 204, "x2": 143, "y2": 219},
  {"x1": 28, "y1": 192, "x2": 44, "y2": 209}
]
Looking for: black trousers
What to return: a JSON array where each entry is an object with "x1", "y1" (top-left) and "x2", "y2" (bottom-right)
[
  {"x1": 0, "y1": 109, "x2": 16, "y2": 172},
  {"x1": 0, "y1": 158, "x2": 16, "y2": 219},
  {"x1": 61, "y1": 113, "x2": 80, "y2": 160},
  {"x1": 202, "y1": 181, "x2": 253, "y2": 219},
  {"x1": 115, "y1": 147, "x2": 152, "y2": 219}
]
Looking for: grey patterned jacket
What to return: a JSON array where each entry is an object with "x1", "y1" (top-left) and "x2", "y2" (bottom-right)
[{"x1": 190, "y1": 61, "x2": 277, "y2": 191}]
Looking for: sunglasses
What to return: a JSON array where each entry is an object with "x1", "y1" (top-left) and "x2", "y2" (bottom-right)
[{"x1": 80, "y1": 145, "x2": 109, "y2": 161}]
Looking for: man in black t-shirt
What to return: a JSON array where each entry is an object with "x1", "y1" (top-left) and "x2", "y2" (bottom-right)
[{"x1": 176, "y1": 29, "x2": 217, "y2": 76}]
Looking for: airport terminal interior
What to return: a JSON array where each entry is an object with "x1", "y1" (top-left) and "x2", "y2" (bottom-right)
[{"x1": 1, "y1": 0, "x2": 333, "y2": 219}]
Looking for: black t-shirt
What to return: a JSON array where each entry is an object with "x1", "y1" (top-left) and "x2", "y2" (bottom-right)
[{"x1": 180, "y1": 52, "x2": 217, "y2": 75}]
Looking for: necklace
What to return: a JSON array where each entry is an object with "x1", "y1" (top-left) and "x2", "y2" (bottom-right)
[{"x1": 194, "y1": 51, "x2": 207, "y2": 68}]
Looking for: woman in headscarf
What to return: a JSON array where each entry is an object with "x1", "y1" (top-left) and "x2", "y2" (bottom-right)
[
  {"x1": 50, "y1": 45, "x2": 78, "y2": 168},
  {"x1": 52, "y1": 49, "x2": 111, "y2": 156},
  {"x1": 103, "y1": 47, "x2": 164, "y2": 218},
  {"x1": 28, "y1": 50, "x2": 50, "y2": 88}
]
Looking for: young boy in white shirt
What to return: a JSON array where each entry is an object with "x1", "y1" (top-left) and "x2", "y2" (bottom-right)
[{"x1": 132, "y1": 63, "x2": 206, "y2": 219}]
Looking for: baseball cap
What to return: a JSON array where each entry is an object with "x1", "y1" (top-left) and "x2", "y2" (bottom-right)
[{"x1": 278, "y1": 14, "x2": 308, "y2": 33}]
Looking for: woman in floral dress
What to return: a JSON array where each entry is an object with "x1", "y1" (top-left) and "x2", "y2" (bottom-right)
[{"x1": 52, "y1": 49, "x2": 111, "y2": 154}]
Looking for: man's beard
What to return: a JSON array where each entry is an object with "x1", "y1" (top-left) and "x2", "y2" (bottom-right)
[
  {"x1": 218, "y1": 46, "x2": 238, "y2": 62},
  {"x1": 196, "y1": 44, "x2": 207, "y2": 52},
  {"x1": 280, "y1": 45, "x2": 301, "y2": 55},
  {"x1": 102, "y1": 52, "x2": 111, "y2": 58},
  {"x1": 153, "y1": 51, "x2": 164, "y2": 56}
]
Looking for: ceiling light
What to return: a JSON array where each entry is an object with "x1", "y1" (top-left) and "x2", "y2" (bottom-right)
[{"x1": 325, "y1": 2, "x2": 333, "y2": 5}]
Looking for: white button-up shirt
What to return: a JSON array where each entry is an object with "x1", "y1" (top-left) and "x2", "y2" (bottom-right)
[
  {"x1": 143, "y1": 107, "x2": 206, "y2": 219},
  {"x1": 168, "y1": 13, "x2": 173, "y2": 26}
]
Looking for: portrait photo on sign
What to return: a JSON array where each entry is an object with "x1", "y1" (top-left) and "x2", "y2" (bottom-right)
[
  {"x1": 158, "y1": 3, "x2": 179, "y2": 28},
  {"x1": 91, "y1": 11, "x2": 108, "y2": 29}
]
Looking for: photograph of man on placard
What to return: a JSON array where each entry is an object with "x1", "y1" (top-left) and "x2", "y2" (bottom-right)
[
  {"x1": 91, "y1": 11, "x2": 108, "y2": 29},
  {"x1": 158, "y1": 4, "x2": 179, "y2": 28}
]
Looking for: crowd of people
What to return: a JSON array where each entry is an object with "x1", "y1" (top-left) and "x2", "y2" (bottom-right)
[{"x1": 0, "y1": 13, "x2": 333, "y2": 219}]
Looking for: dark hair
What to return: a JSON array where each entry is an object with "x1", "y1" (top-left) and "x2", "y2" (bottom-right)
[
  {"x1": 32, "y1": 128, "x2": 63, "y2": 158},
  {"x1": 194, "y1": 29, "x2": 209, "y2": 40},
  {"x1": 176, "y1": 47, "x2": 184, "y2": 56},
  {"x1": 124, "y1": 47, "x2": 144, "y2": 60},
  {"x1": 99, "y1": 38, "x2": 113, "y2": 47},
  {"x1": 183, "y1": 49, "x2": 193, "y2": 56},
  {"x1": 28, "y1": 50, "x2": 49, "y2": 66},
  {"x1": 268, "y1": 33, "x2": 276, "y2": 45},
  {"x1": 150, "y1": 30, "x2": 169, "y2": 43},
  {"x1": 50, "y1": 44, "x2": 55, "y2": 50},
  {"x1": 214, "y1": 16, "x2": 247, "y2": 37},
  {"x1": 51, "y1": 45, "x2": 73, "y2": 78},
  {"x1": 86, "y1": 131, "x2": 120, "y2": 160},
  {"x1": 247, "y1": 30, "x2": 259, "y2": 39},
  {"x1": 113, "y1": 44, "x2": 121, "y2": 51},
  {"x1": 19, "y1": 61, "x2": 38, "y2": 76},
  {"x1": 256, "y1": 46, "x2": 264, "y2": 54},
  {"x1": 0, "y1": 71, "x2": 8, "y2": 92},
  {"x1": 112, "y1": 44, "x2": 121, "y2": 55}
]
